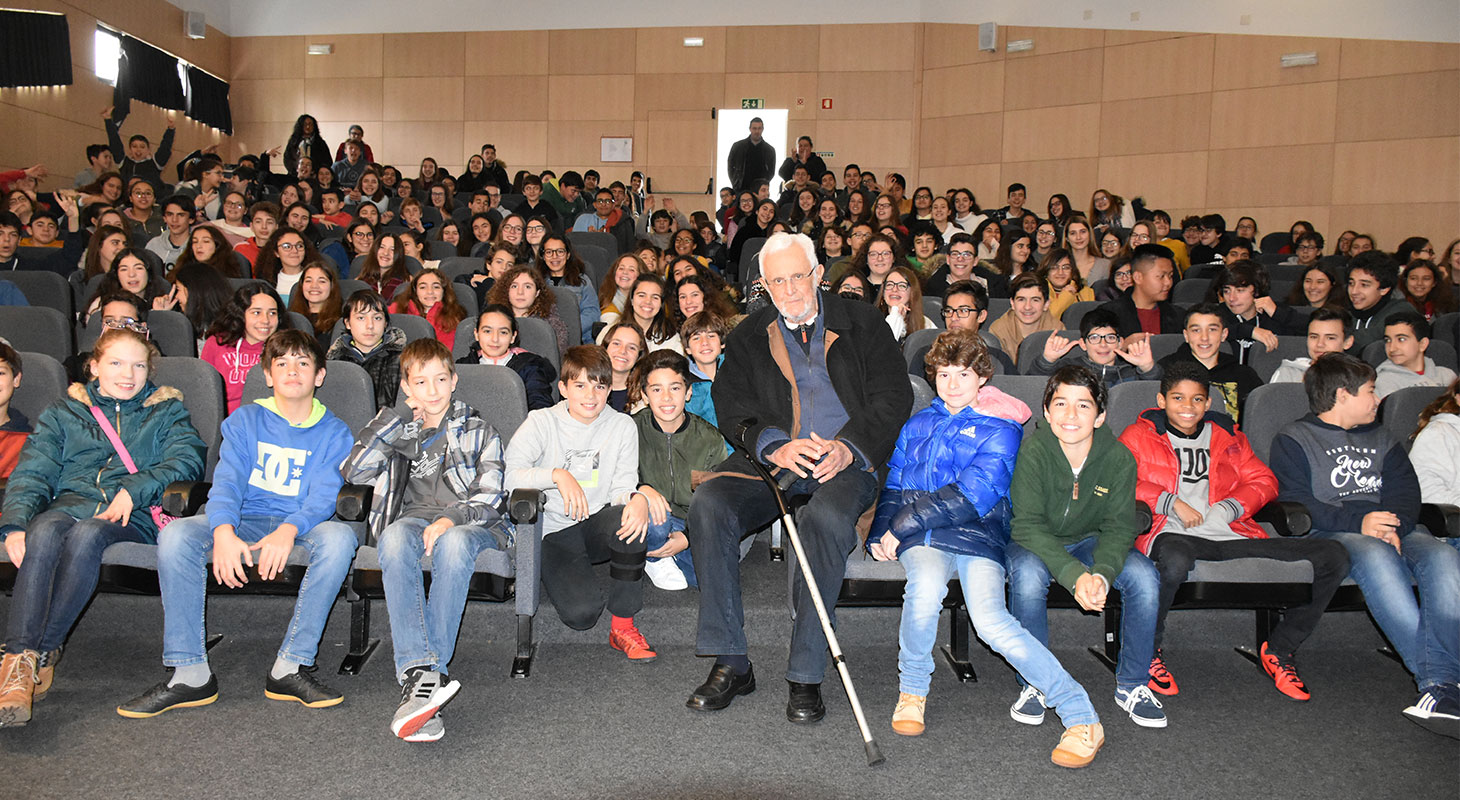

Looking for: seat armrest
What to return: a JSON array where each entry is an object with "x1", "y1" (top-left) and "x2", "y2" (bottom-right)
[
  {"x1": 335, "y1": 483, "x2": 374, "y2": 522},
  {"x1": 1135, "y1": 501, "x2": 1152, "y2": 535},
  {"x1": 510, "y1": 488, "x2": 545, "y2": 525},
  {"x1": 510, "y1": 489, "x2": 545, "y2": 617},
  {"x1": 162, "y1": 481, "x2": 211, "y2": 518},
  {"x1": 1420, "y1": 503, "x2": 1460, "y2": 539},
  {"x1": 1253, "y1": 500, "x2": 1311, "y2": 537}
]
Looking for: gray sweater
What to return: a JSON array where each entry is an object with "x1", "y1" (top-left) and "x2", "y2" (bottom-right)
[{"x1": 504, "y1": 401, "x2": 639, "y2": 536}]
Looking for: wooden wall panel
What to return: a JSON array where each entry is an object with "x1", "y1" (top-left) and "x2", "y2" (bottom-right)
[
  {"x1": 1102, "y1": 36, "x2": 1214, "y2": 101},
  {"x1": 816, "y1": 121, "x2": 914, "y2": 172},
  {"x1": 1330, "y1": 204, "x2": 1460, "y2": 253},
  {"x1": 1000, "y1": 158, "x2": 1100, "y2": 212},
  {"x1": 1001, "y1": 104, "x2": 1101, "y2": 162},
  {"x1": 636, "y1": 28, "x2": 727, "y2": 75},
  {"x1": 635, "y1": 73, "x2": 725, "y2": 118},
  {"x1": 306, "y1": 78, "x2": 385, "y2": 124},
  {"x1": 1212, "y1": 206, "x2": 1333, "y2": 246},
  {"x1": 1003, "y1": 26, "x2": 1105, "y2": 58},
  {"x1": 722, "y1": 72, "x2": 820, "y2": 120},
  {"x1": 232, "y1": 36, "x2": 305, "y2": 81},
  {"x1": 917, "y1": 165, "x2": 1002, "y2": 203},
  {"x1": 1002, "y1": 48, "x2": 1103, "y2": 111},
  {"x1": 725, "y1": 26, "x2": 819, "y2": 73},
  {"x1": 816, "y1": 71, "x2": 915, "y2": 121},
  {"x1": 921, "y1": 23, "x2": 1002, "y2": 70},
  {"x1": 921, "y1": 62, "x2": 1005, "y2": 118},
  {"x1": 314, "y1": 120, "x2": 382, "y2": 158},
  {"x1": 1207, "y1": 82, "x2": 1338, "y2": 150},
  {"x1": 1104, "y1": 30, "x2": 1192, "y2": 47},
  {"x1": 463, "y1": 76, "x2": 549, "y2": 122},
  {"x1": 1098, "y1": 152, "x2": 1209, "y2": 209},
  {"x1": 1332, "y1": 138, "x2": 1460, "y2": 205},
  {"x1": 646, "y1": 120, "x2": 715, "y2": 166},
  {"x1": 461, "y1": 121, "x2": 548, "y2": 167},
  {"x1": 919, "y1": 113, "x2": 1002, "y2": 167},
  {"x1": 304, "y1": 35, "x2": 383, "y2": 79},
  {"x1": 464, "y1": 31, "x2": 549, "y2": 76},
  {"x1": 383, "y1": 78, "x2": 464, "y2": 123},
  {"x1": 227, "y1": 122, "x2": 294, "y2": 163},
  {"x1": 384, "y1": 33, "x2": 465, "y2": 78},
  {"x1": 547, "y1": 75, "x2": 634, "y2": 121},
  {"x1": 547, "y1": 120, "x2": 635, "y2": 166},
  {"x1": 548, "y1": 29, "x2": 637, "y2": 75},
  {"x1": 819, "y1": 24, "x2": 915, "y2": 73},
  {"x1": 1099, "y1": 93, "x2": 1211, "y2": 156},
  {"x1": 1210, "y1": 35, "x2": 1340, "y2": 90},
  {"x1": 229, "y1": 79, "x2": 305, "y2": 124},
  {"x1": 1338, "y1": 39, "x2": 1460, "y2": 79},
  {"x1": 1, "y1": 78, "x2": 115, "y2": 130},
  {"x1": 1336, "y1": 71, "x2": 1460, "y2": 142},
  {"x1": 380, "y1": 122, "x2": 462, "y2": 169},
  {"x1": 1206, "y1": 144, "x2": 1334, "y2": 207}
]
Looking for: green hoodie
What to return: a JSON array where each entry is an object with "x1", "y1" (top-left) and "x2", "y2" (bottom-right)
[
  {"x1": 1009, "y1": 421, "x2": 1137, "y2": 592},
  {"x1": 632, "y1": 408, "x2": 726, "y2": 520}
]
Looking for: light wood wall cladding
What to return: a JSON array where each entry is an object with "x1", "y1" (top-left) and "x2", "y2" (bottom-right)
[{"x1": 9, "y1": 16, "x2": 1443, "y2": 249}]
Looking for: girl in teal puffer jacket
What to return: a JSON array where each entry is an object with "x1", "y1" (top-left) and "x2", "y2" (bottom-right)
[{"x1": 0, "y1": 328, "x2": 205, "y2": 728}]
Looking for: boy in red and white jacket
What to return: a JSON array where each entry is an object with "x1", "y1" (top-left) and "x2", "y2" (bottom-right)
[{"x1": 1117, "y1": 361, "x2": 1349, "y2": 702}]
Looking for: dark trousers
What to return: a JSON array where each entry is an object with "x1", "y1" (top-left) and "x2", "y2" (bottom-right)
[
  {"x1": 1149, "y1": 532, "x2": 1351, "y2": 654},
  {"x1": 688, "y1": 468, "x2": 879, "y2": 684},
  {"x1": 539, "y1": 505, "x2": 646, "y2": 630}
]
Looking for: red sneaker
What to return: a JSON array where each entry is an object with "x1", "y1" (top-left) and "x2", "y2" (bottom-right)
[
  {"x1": 610, "y1": 623, "x2": 658, "y2": 663},
  {"x1": 1260, "y1": 642, "x2": 1310, "y2": 701},
  {"x1": 1147, "y1": 649, "x2": 1179, "y2": 696}
]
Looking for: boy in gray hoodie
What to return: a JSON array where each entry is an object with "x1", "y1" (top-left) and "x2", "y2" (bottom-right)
[
  {"x1": 505, "y1": 345, "x2": 658, "y2": 661},
  {"x1": 1269, "y1": 308, "x2": 1352, "y2": 384},
  {"x1": 1374, "y1": 311, "x2": 1456, "y2": 399}
]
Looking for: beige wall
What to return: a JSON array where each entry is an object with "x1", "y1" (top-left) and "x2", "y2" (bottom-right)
[{"x1": 0, "y1": 0, "x2": 232, "y2": 181}]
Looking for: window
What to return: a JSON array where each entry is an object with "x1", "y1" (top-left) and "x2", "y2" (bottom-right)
[{"x1": 94, "y1": 26, "x2": 120, "y2": 85}]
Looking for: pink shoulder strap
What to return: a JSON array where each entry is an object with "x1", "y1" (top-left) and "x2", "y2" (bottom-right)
[{"x1": 89, "y1": 405, "x2": 139, "y2": 474}]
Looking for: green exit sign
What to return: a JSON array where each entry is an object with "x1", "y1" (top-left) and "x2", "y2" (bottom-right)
[{"x1": 741, "y1": 98, "x2": 764, "y2": 109}]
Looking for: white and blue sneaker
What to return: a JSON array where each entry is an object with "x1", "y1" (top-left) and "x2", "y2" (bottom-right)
[
  {"x1": 1010, "y1": 685, "x2": 1046, "y2": 725},
  {"x1": 1403, "y1": 684, "x2": 1460, "y2": 740},
  {"x1": 1115, "y1": 685, "x2": 1168, "y2": 728}
]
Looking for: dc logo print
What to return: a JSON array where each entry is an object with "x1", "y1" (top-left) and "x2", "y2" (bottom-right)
[{"x1": 248, "y1": 442, "x2": 308, "y2": 496}]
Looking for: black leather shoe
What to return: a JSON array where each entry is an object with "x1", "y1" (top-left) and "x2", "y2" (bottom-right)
[
  {"x1": 686, "y1": 663, "x2": 756, "y2": 712},
  {"x1": 117, "y1": 675, "x2": 219, "y2": 718},
  {"x1": 786, "y1": 681, "x2": 825, "y2": 724},
  {"x1": 265, "y1": 667, "x2": 343, "y2": 708}
]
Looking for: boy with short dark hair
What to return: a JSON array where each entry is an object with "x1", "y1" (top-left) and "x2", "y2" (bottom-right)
[
  {"x1": 1271, "y1": 353, "x2": 1459, "y2": 738},
  {"x1": 681, "y1": 311, "x2": 729, "y2": 432},
  {"x1": 314, "y1": 189, "x2": 352, "y2": 227},
  {"x1": 989, "y1": 273, "x2": 1059, "y2": 364},
  {"x1": 1098, "y1": 244, "x2": 1181, "y2": 340},
  {"x1": 120, "y1": 330, "x2": 357, "y2": 718},
  {"x1": 1028, "y1": 307, "x2": 1158, "y2": 386},
  {"x1": 1347, "y1": 251, "x2": 1408, "y2": 352},
  {"x1": 1007, "y1": 365, "x2": 1166, "y2": 729},
  {"x1": 235, "y1": 202, "x2": 281, "y2": 267},
  {"x1": 103, "y1": 105, "x2": 174, "y2": 194},
  {"x1": 1158, "y1": 303, "x2": 1262, "y2": 423},
  {"x1": 327, "y1": 290, "x2": 406, "y2": 408},
  {"x1": 629, "y1": 350, "x2": 725, "y2": 591},
  {"x1": 504, "y1": 345, "x2": 656, "y2": 661},
  {"x1": 1375, "y1": 310, "x2": 1457, "y2": 399},
  {"x1": 1270, "y1": 307, "x2": 1353, "y2": 383},
  {"x1": 341, "y1": 339, "x2": 511, "y2": 742},
  {"x1": 1118, "y1": 361, "x2": 1349, "y2": 700},
  {"x1": 1213, "y1": 259, "x2": 1303, "y2": 363},
  {"x1": 0, "y1": 343, "x2": 29, "y2": 479}
]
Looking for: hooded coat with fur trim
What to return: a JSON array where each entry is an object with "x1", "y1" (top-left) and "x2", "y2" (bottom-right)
[{"x1": 0, "y1": 381, "x2": 206, "y2": 541}]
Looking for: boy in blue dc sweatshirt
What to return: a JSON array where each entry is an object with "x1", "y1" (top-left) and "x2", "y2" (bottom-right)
[{"x1": 119, "y1": 330, "x2": 357, "y2": 718}]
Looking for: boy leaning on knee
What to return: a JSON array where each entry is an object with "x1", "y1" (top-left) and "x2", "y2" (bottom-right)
[
  {"x1": 340, "y1": 339, "x2": 512, "y2": 743},
  {"x1": 869, "y1": 330, "x2": 1105, "y2": 768}
]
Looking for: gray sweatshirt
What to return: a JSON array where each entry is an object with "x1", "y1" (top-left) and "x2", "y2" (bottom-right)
[
  {"x1": 1374, "y1": 357, "x2": 1457, "y2": 400},
  {"x1": 504, "y1": 400, "x2": 639, "y2": 536}
]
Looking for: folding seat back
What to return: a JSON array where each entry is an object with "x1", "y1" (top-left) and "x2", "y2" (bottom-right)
[
  {"x1": 0, "y1": 306, "x2": 71, "y2": 363},
  {"x1": 437, "y1": 256, "x2": 483, "y2": 283},
  {"x1": 1061, "y1": 300, "x2": 1102, "y2": 330},
  {"x1": 988, "y1": 374, "x2": 1049, "y2": 439},
  {"x1": 1246, "y1": 336, "x2": 1310, "y2": 382},
  {"x1": 6, "y1": 270, "x2": 73, "y2": 318},
  {"x1": 9, "y1": 351, "x2": 67, "y2": 424},
  {"x1": 516, "y1": 317, "x2": 562, "y2": 375},
  {"x1": 922, "y1": 297, "x2": 944, "y2": 328},
  {"x1": 241, "y1": 359, "x2": 377, "y2": 435},
  {"x1": 1381, "y1": 385, "x2": 1447, "y2": 452},
  {"x1": 1242, "y1": 383, "x2": 1311, "y2": 463},
  {"x1": 549, "y1": 286, "x2": 582, "y2": 346},
  {"x1": 152, "y1": 356, "x2": 227, "y2": 478}
]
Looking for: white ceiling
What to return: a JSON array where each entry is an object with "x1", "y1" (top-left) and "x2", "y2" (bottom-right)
[{"x1": 167, "y1": 0, "x2": 1460, "y2": 42}]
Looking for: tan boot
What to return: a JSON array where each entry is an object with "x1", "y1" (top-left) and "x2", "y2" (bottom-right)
[
  {"x1": 891, "y1": 692, "x2": 927, "y2": 736},
  {"x1": 0, "y1": 650, "x2": 40, "y2": 727},
  {"x1": 35, "y1": 648, "x2": 61, "y2": 701},
  {"x1": 1051, "y1": 722, "x2": 1104, "y2": 768}
]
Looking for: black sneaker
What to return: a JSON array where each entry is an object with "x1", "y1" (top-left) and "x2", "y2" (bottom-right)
[
  {"x1": 265, "y1": 667, "x2": 343, "y2": 708},
  {"x1": 117, "y1": 675, "x2": 219, "y2": 718}
]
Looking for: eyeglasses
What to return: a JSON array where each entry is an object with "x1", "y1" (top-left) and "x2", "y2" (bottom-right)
[
  {"x1": 543, "y1": 248, "x2": 567, "y2": 257},
  {"x1": 765, "y1": 272, "x2": 815, "y2": 290},
  {"x1": 102, "y1": 317, "x2": 150, "y2": 338},
  {"x1": 351, "y1": 231, "x2": 374, "y2": 238},
  {"x1": 883, "y1": 280, "x2": 911, "y2": 291},
  {"x1": 502, "y1": 224, "x2": 523, "y2": 233},
  {"x1": 526, "y1": 225, "x2": 546, "y2": 233},
  {"x1": 278, "y1": 242, "x2": 305, "y2": 251},
  {"x1": 867, "y1": 250, "x2": 894, "y2": 260},
  {"x1": 1085, "y1": 333, "x2": 1120, "y2": 344},
  {"x1": 948, "y1": 250, "x2": 976, "y2": 260},
  {"x1": 594, "y1": 198, "x2": 612, "y2": 204},
  {"x1": 942, "y1": 306, "x2": 978, "y2": 319},
  {"x1": 225, "y1": 201, "x2": 246, "y2": 209}
]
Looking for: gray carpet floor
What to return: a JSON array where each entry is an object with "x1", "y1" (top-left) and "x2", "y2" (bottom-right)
[{"x1": 2, "y1": 539, "x2": 1456, "y2": 800}]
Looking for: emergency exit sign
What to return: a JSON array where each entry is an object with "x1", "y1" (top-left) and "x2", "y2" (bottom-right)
[{"x1": 741, "y1": 98, "x2": 764, "y2": 109}]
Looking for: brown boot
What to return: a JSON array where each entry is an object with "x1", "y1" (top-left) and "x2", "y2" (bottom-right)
[
  {"x1": 1051, "y1": 722, "x2": 1104, "y2": 768},
  {"x1": 35, "y1": 647, "x2": 61, "y2": 701},
  {"x1": 891, "y1": 692, "x2": 927, "y2": 736},
  {"x1": 0, "y1": 650, "x2": 40, "y2": 727}
]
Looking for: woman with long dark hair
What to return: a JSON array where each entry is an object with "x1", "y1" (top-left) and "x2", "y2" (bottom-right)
[{"x1": 284, "y1": 115, "x2": 331, "y2": 178}]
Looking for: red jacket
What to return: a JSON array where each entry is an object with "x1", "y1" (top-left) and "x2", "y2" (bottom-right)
[{"x1": 1118, "y1": 408, "x2": 1277, "y2": 554}]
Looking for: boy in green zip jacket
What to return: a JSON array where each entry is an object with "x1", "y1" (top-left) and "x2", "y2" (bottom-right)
[
  {"x1": 1006, "y1": 364, "x2": 1168, "y2": 729},
  {"x1": 630, "y1": 350, "x2": 726, "y2": 590}
]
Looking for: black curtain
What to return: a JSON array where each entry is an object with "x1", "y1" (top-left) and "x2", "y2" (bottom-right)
[
  {"x1": 112, "y1": 34, "x2": 185, "y2": 124},
  {"x1": 185, "y1": 66, "x2": 232, "y2": 134},
  {"x1": 0, "y1": 10, "x2": 73, "y2": 88}
]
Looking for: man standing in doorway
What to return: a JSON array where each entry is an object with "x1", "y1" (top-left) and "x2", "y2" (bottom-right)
[{"x1": 728, "y1": 117, "x2": 777, "y2": 194}]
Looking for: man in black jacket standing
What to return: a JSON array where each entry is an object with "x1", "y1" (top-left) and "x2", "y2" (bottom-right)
[
  {"x1": 779, "y1": 136, "x2": 828, "y2": 185},
  {"x1": 685, "y1": 232, "x2": 912, "y2": 723},
  {"x1": 727, "y1": 117, "x2": 776, "y2": 194}
]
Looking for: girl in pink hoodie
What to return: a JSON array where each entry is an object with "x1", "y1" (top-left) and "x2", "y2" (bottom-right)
[{"x1": 200, "y1": 283, "x2": 289, "y2": 412}]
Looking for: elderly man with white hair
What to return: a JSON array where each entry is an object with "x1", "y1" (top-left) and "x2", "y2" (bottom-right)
[{"x1": 685, "y1": 232, "x2": 912, "y2": 723}]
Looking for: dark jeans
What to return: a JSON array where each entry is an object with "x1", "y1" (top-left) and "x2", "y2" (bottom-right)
[
  {"x1": 1149, "y1": 533, "x2": 1350, "y2": 654},
  {"x1": 688, "y1": 468, "x2": 879, "y2": 684},
  {"x1": 5, "y1": 511, "x2": 149, "y2": 653},
  {"x1": 539, "y1": 505, "x2": 645, "y2": 630}
]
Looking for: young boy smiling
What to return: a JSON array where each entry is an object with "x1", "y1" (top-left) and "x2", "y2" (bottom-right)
[
  {"x1": 1270, "y1": 308, "x2": 1353, "y2": 383},
  {"x1": 327, "y1": 290, "x2": 407, "y2": 408},
  {"x1": 1158, "y1": 303, "x2": 1262, "y2": 424},
  {"x1": 1374, "y1": 311, "x2": 1457, "y2": 399}
]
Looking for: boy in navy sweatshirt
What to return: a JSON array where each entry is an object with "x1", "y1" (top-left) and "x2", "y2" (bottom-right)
[
  {"x1": 1271, "y1": 352, "x2": 1460, "y2": 738},
  {"x1": 119, "y1": 330, "x2": 357, "y2": 718}
]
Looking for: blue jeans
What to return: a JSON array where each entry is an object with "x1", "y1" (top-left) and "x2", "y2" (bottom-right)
[
  {"x1": 4, "y1": 511, "x2": 149, "y2": 653},
  {"x1": 1007, "y1": 536, "x2": 1160, "y2": 691},
  {"x1": 644, "y1": 514, "x2": 697, "y2": 588},
  {"x1": 898, "y1": 545, "x2": 1099, "y2": 727},
  {"x1": 378, "y1": 516, "x2": 505, "y2": 681},
  {"x1": 1312, "y1": 528, "x2": 1460, "y2": 689},
  {"x1": 158, "y1": 507, "x2": 358, "y2": 667}
]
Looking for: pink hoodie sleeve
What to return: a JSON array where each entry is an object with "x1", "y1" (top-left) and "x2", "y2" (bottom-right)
[{"x1": 974, "y1": 386, "x2": 1032, "y2": 424}]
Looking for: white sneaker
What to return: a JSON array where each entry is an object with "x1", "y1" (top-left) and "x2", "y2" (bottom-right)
[
  {"x1": 1010, "y1": 685, "x2": 1046, "y2": 725},
  {"x1": 644, "y1": 557, "x2": 689, "y2": 591}
]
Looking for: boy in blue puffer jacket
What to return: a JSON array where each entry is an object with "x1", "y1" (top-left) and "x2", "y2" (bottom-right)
[{"x1": 868, "y1": 329, "x2": 1103, "y2": 769}]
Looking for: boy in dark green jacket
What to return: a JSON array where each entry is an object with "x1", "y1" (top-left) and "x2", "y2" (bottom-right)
[
  {"x1": 631, "y1": 350, "x2": 725, "y2": 590},
  {"x1": 1006, "y1": 365, "x2": 1167, "y2": 730}
]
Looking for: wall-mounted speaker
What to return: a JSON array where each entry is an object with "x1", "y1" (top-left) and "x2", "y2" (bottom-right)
[
  {"x1": 184, "y1": 11, "x2": 206, "y2": 40},
  {"x1": 978, "y1": 21, "x2": 997, "y2": 52}
]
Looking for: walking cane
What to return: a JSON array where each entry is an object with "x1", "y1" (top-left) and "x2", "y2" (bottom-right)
[{"x1": 733, "y1": 421, "x2": 885, "y2": 767}]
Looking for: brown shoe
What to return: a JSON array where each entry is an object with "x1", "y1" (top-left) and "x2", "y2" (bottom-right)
[
  {"x1": 891, "y1": 692, "x2": 927, "y2": 736},
  {"x1": 34, "y1": 648, "x2": 61, "y2": 701},
  {"x1": 1051, "y1": 722, "x2": 1104, "y2": 768},
  {"x1": 0, "y1": 650, "x2": 40, "y2": 727}
]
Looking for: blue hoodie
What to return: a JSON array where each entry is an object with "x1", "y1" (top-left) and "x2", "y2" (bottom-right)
[{"x1": 207, "y1": 398, "x2": 353, "y2": 533}]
